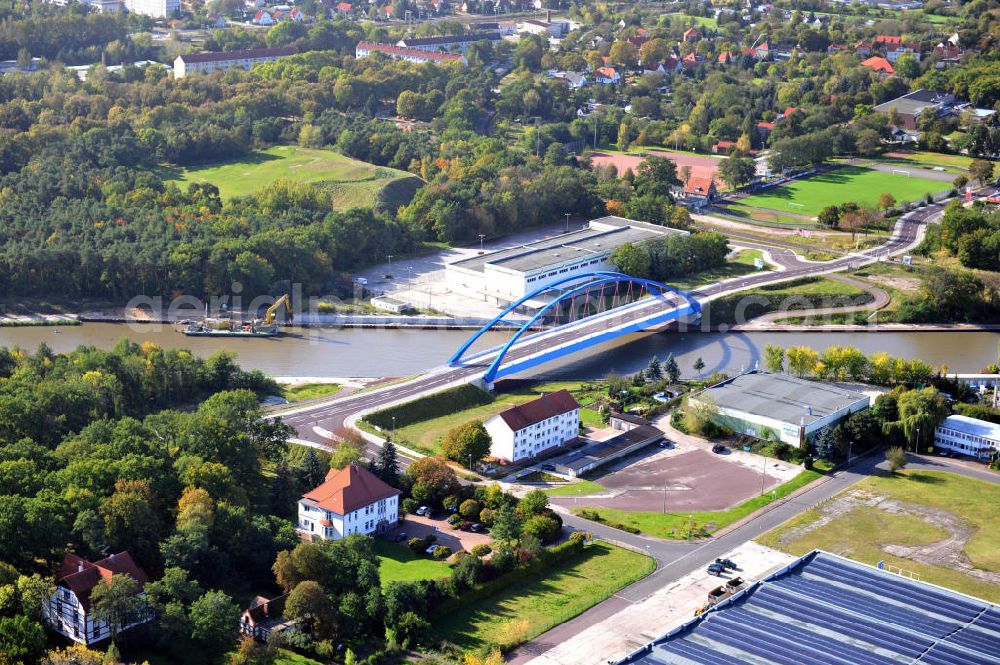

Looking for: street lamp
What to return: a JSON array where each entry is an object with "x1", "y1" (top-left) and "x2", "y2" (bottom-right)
[
  {"x1": 392, "y1": 416, "x2": 396, "y2": 442},
  {"x1": 478, "y1": 234, "x2": 486, "y2": 252},
  {"x1": 564, "y1": 213, "x2": 570, "y2": 233},
  {"x1": 386, "y1": 254, "x2": 394, "y2": 278}
]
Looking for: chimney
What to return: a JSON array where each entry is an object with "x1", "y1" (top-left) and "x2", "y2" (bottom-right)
[{"x1": 109, "y1": 552, "x2": 115, "y2": 560}]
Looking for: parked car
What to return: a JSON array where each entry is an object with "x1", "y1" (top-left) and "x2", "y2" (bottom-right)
[
  {"x1": 540, "y1": 463, "x2": 556, "y2": 471},
  {"x1": 937, "y1": 449, "x2": 951, "y2": 457},
  {"x1": 470, "y1": 523, "x2": 483, "y2": 532},
  {"x1": 712, "y1": 444, "x2": 727, "y2": 454},
  {"x1": 393, "y1": 531, "x2": 408, "y2": 543},
  {"x1": 658, "y1": 439, "x2": 671, "y2": 448},
  {"x1": 707, "y1": 562, "x2": 726, "y2": 576},
  {"x1": 425, "y1": 545, "x2": 437, "y2": 555},
  {"x1": 416, "y1": 506, "x2": 429, "y2": 516},
  {"x1": 715, "y1": 558, "x2": 738, "y2": 570}
]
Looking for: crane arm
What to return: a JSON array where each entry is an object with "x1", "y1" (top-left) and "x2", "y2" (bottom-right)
[{"x1": 264, "y1": 294, "x2": 291, "y2": 325}]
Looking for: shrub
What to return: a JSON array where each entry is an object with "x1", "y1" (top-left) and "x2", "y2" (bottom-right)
[
  {"x1": 886, "y1": 446, "x2": 907, "y2": 472},
  {"x1": 402, "y1": 498, "x2": 419, "y2": 514},
  {"x1": 432, "y1": 545, "x2": 452, "y2": 559},
  {"x1": 479, "y1": 507, "x2": 495, "y2": 526},
  {"x1": 447, "y1": 513, "x2": 462, "y2": 527},
  {"x1": 365, "y1": 384, "x2": 492, "y2": 430},
  {"x1": 459, "y1": 499, "x2": 481, "y2": 520},
  {"x1": 408, "y1": 537, "x2": 426, "y2": 554},
  {"x1": 471, "y1": 544, "x2": 492, "y2": 557},
  {"x1": 523, "y1": 514, "x2": 561, "y2": 543},
  {"x1": 569, "y1": 531, "x2": 589, "y2": 543}
]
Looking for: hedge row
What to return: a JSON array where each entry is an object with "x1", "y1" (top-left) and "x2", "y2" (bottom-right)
[
  {"x1": 364, "y1": 383, "x2": 493, "y2": 429},
  {"x1": 432, "y1": 538, "x2": 587, "y2": 616}
]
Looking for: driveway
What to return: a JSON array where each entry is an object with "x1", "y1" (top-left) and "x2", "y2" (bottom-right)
[{"x1": 391, "y1": 514, "x2": 492, "y2": 553}]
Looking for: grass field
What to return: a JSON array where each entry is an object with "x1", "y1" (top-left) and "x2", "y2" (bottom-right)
[
  {"x1": 389, "y1": 381, "x2": 606, "y2": 456},
  {"x1": 875, "y1": 150, "x2": 975, "y2": 174},
  {"x1": 281, "y1": 382, "x2": 342, "y2": 403},
  {"x1": 672, "y1": 249, "x2": 771, "y2": 289},
  {"x1": 435, "y1": 542, "x2": 654, "y2": 652},
  {"x1": 738, "y1": 166, "x2": 944, "y2": 217},
  {"x1": 374, "y1": 539, "x2": 452, "y2": 586},
  {"x1": 575, "y1": 469, "x2": 822, "y2": 539},
  {"x1": 276, "y1": 650, "x2": 324, "y2": 665},
  {"x1": 543, "y1": 479, "x2": 607, "y2": 498},
  {"x1": 170, "y1": 145, "x2": 423, "y2": 209},
  {"x1": 758, "y1": 470, "x2": 1000, "y2": 602}
]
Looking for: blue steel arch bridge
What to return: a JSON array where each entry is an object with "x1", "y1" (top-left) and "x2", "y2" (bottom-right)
[{"x1": 448, "y1": 271, "x2": 702, "y2": 385}]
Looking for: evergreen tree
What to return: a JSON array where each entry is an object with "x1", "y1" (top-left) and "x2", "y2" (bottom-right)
[
  {"x1": 664, "y1": 353, "x2": 680, "y2": 383},
  {"x1": 298, "y1": 449, "x2": 326, "y2": 490},
  {"x1": 374, "y1": 440, "x2": 400, "y2": 487},
  {"x1": 693, "y1": 357, "x2": 705, "y2": 378},
  {"x1": 647, "y1": 355, "x2": 662, "y2": 380}
]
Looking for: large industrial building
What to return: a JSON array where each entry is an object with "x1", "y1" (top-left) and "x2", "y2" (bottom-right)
[
  {"x1": 618, "y1": 549, "x2": 1000, "y2": 665},
  {"x1": 934, "y1": 414, "x2": 1000, "y2": 460},
  {"x1": 689, "y1": 372, "x2": 870, "y2": 446},
  {"x1": 445, "y1": 216, "x2": 686, "y2": 306}
]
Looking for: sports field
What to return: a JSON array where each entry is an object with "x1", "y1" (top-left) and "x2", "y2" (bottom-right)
[
  {"x1": 172, "y1": 145, "x2": 422, "y2": 209},
  {"x1": 738, "y1": 166, "x2": 943, "y2": 217}
]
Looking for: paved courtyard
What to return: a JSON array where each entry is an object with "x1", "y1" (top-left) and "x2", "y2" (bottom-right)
[
  {"x1": 388, "y1": 514, "x2": 492, "y2": 554},
  {"x1": 550, "y1": 427, "x2": 800, "y2": 513}
]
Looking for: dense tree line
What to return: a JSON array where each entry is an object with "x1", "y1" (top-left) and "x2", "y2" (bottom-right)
[{"x1": 611, "y1": 232, "x2": 730, "y2": 282}]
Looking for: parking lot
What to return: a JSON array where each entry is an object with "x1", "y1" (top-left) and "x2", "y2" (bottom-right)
[
  {"x1": 389, "y1": 514, "x2": 492, "y2": 554},
  {"x1": 549, "y1": 427, "x2": 800, "y2": 513}
]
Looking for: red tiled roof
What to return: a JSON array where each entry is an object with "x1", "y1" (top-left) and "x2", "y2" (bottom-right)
[
  {"x1": 303, "y1": 464, "x2": 400, "y2": 516},
  {"x1": 861, "y1": 56, "x2": 894, "y2": 74},
  {"x1": 783, "y1": 106, "x2": 799, "y2": 117},
  {"x1": 357, "y1": 42, "x2": 463, "y2": 62},
  {"x1": 757, "y1": 121, "x2": 775, "y2": 130},
  {"x1": 875, "y1": 35, "x2": 903, "y2": 45},
  {"x1": 180, "y1": 46, "x2": 296, "y2": 64},
  {"x1": 56, "y1": 552, "x2": 149, "y2": 611},
  {"x1": 714, "y1": 140, "x2": 737, "y2": 150},
  {"x1": 685, "y1": 176, "x2": 716, "y2": 195},
  {"x1": 497, "y1": 390, "x2": 579, "y2": 431},
  {"x1": 683, "y1": 28, "x2": 699, "y2": 38},
  {"x1": 595, "y1": 66, "x2": 617, "y2": 78},
  {"x1": 335, "y1": 2, "x2": 352, "y2": 10}
]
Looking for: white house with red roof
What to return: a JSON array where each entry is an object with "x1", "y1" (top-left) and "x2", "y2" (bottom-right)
[
  {"x1": 43, "y1": 551, "x2": 151, "y2": 646},
  {"x1": 297, "y1": 464, "x2": 400, "y2": 541},
  {"x1": 594, "y1": 66, "x2": 620, "y2": 84},
  {"x1": 485, "y1": 390, "x2": 580, "y2": 462}
]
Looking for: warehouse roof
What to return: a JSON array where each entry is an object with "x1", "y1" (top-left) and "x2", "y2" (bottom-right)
[
  {"x1": 449, "y1": 217, "x2": 684, "y2": 276},
  {"x1": 620, "y1": 550, "x2": 1000, "y2": 665},
  {"x1": 694, "y1": 372, "x2": 868, "y2": 427}
]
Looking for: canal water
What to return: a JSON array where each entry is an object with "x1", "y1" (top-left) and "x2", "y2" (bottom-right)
[{"x1": 1, "y1": 323, "x2": 996, "y2": 379}]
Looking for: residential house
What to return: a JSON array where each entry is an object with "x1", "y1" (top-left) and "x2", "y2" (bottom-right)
[
  {"x1": 826, "y1": 43, "x2": 848, "y2": 55},
  {"x1": 253, "y1": 9, "x2": 274, "y2": 24},
  {"x1": 875, "y1": 35, "x2": 904, "y2": 47},
  {"x1": 933, "y1": 42, "x2": 961, "y2": 61},
  {"x1": 297, "y1": 464, "x2": 400, "y2": 541},
  {"x1": 676, "y1": 177, "x2": 718, "y2": 209},
  {"x1": 334, "y1": 1, "x2": 352, "y2": 15},
  {"x1": 861, "y1": 56, "x2": 894, "y2": 77},
  {"x1": 884, "y1": 42, "x2": 921, "y2": 63},
  {"x1": 356, "y1": 42, "x2": 466, "y2": 65},
  {"x1": 757, "y1": 121, "x2": 775, "y2": 141},
  {"x1": 42, "y1": 552, "x2": 151, "y2": 646},
  {"x1": 124, "y1": 0, "x2": 178, "y2": 17},
  {"x1": 854, "y1": 40, "x2": 873, "y2": 57},
  {"x1": 548, "y1": 70, "x2": 588, "y2": 89},
  {"x1": 682, "y1": 28, "x2": 700, "y2": 43},
  {"x1": 594, "y1": 66, "x2": 620, "y2": 84},
  {"x1": 644, "y1": 57, "x2": 682, "y2": 75},
  {"x1": 241, "y1": 594, "x2": 297, "y2": 642},
  {"x1": 717, "y1": 51, "x2": 736, "y2": 65},
  {"x1": 779, "y1": 106, "x2": 800, "y2": 120},
  {"x1": 174, "y1": 47, "x2": 297, "y2": 78},
  {"x1": 484, "y1": 390, "x2": 580, "y2": 462},
  {"x1": 712, "y1": 140, "x2": 737, "y2": 154}
]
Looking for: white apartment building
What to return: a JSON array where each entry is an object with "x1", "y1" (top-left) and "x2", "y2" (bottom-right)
[
  {"x1": 485, "y1": 390, "x2": 580, "y2": 462},
  {"x1": 174, "y1": 46, "x2": 297, "y2": 79},
  {"x1": 125, "y1": 0, "x2": 179, "y2": 17},
  {"x1": 298, "y1": 464, "x2": 400, "y2": 541},
  {"x1": 934, "y1": 415, "x2": 1000, "y2": 460},
  {"x1": 395, "y1": 32, "x2": 501, "y2": 53},
  {"x1": 355, "y1": 42, "x2": 466, "y2": 65},
  {"x1": 43, "y1": 552, "x2": 152, "y2": 646}
]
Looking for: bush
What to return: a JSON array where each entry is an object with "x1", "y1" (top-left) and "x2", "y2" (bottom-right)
[
  {"x1": 523, "y1": 514, "x2": 562, "y2": 544},
  {"x1": 432, "y1": 545, "x2": 452, "y2": 559},
  {"x1": 471, "y1": 544, "x2": 492, "y2": 557},
  {"x1": 408, "y1": 537, "x2": 426, "y2": 554},
  {"x1": 459, "y1": 499, "x2": 481, "y2": 520},
  {"x1": 569, "y1": 531, "x2": 589, "y2": 543},
  {"x1": 447, "y1": 514, "x2": 462, "y2": 527},
  {"x1": 402, "y1": 498, "x2": 419, "y2": 514},
  {"x1": 479, "y1": 507, "x2": 495, "y2": 526}
]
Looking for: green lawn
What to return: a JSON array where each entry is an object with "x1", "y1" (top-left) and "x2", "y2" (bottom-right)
[
  {"x1": 872, "y1": 150, "x2": 975, "y2": 174},
  {"x1": 169, "y1": 145, "x2": 422, "y2": 209},
  {"x1": 281, "y1": 382, "x2": 342, "y2": 403},
  {"x1": 724, "y1": 201, "x2": 821, "y2": 227},
  {"x1": 672, "y1": 249, "x2": 771, "y2": 289},
  {"x1": 435, "y1": 542, "x2": 654, "y2": 652},
  {"x1": 374, "y1": 539, "x2": 453, "y2": 586},
  {"x1": 662, "y1": 12, "x2": 718, "y2": 28},
  {"x1": 391, "y1": 381, "x2": 604, "y2": 456},
  {"x1": 544, "y1": 479, "x2": 607, "y2": 498},
  {"x1": 276, "y1": 650, "x2": 325, "y2": 665},
  {"x1": 758, "y1": 470, "x2": 1000, "y2": 603},
  {"x1": 575, "y1": 469, "x2": 822, "y2": 539},
  {"x1": 739, "y1": 166, "x2": 944, "y2": 217}
]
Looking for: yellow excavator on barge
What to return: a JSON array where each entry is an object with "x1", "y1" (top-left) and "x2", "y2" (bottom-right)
[{"x1": 180, "y1": 294, "x2": 291, "y2": 337}]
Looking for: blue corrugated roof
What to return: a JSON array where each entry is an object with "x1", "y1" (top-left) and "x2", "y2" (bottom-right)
[{"x1": 619, "y1": 551, "x2": 1000, "y2": 665}]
